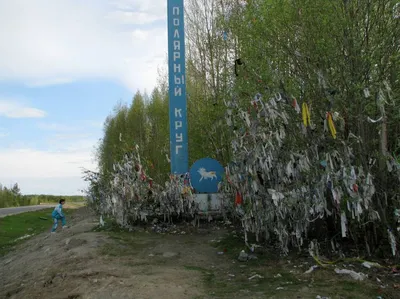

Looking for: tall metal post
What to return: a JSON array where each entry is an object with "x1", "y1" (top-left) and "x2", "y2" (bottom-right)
[{"x1": 167, "y1": 0, "x2": 188, "y2": 175}]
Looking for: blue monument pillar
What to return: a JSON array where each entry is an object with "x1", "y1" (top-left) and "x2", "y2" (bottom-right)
[{"x1": 167, "y1": 0, "x2": 188, "y2": 175}]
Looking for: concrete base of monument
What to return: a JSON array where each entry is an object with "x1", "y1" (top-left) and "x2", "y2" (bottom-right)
[{"x1": 193, "y1": 193, "x2": 224, "y2": 215}]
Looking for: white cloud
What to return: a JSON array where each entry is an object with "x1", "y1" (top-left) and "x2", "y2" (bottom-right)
[
  {"x1": 0, "y1": 146, "x2": 96, "y2": 178},
  {"x1": 0, "y1": 99, "x2": 46, "y2": 118},
  {"x1": 106, "y1": 11, "x2": 164, "y2": 25},
  {"x1": 0, "y1": 144, "x2": 98, "y2": 195},
  {"x1": 110, "y1": 0, "x2": 167, "y2": 19},
  {"x1": 37, "y1": 120, "x2": 104, "y2": 132},
  {"x1": 0, "y1": 125, "x2": 101, "y2": 194},
  {"x1": 0, "y1": 0, "x2": 168, "y2": 93},
  {"x1": 0, "y1": 0, "x2": 171, "y2": 194},
  {"x1": 36, "y1": 122, "x2": 77, "y2": 132}
]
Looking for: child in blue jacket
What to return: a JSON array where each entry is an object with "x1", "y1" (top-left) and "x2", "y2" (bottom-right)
[{"x1": 51, "y1": 199, "x2": 67, "y2": 233}]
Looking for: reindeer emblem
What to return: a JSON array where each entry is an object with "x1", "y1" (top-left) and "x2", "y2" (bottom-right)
[{"x1": 198, "y1": 167, "x2": 217, "y2": 182}]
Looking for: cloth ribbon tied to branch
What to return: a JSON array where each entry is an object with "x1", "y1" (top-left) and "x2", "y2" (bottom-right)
[
  {"x1": 302, "y1": 102, "x2": 311, "y2": 127},
  {"x1": 326, "y1": 112, "x2": 337, "y2": 139}
]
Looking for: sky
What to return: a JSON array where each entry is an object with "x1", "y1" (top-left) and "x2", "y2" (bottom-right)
[{"x1": 0, "y1": 0, "x2": 168, "y2": 195}]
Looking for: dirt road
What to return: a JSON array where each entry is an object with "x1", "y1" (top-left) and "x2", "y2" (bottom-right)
[
  {"x1": 0, "y1": 205, "x2": 54, "y2": 218},
  {"x1": 0, "y1": 208, "x2": 394, "y2": 299},
  {"x1": 0, "y1": 208, "x2": 228, "y2": 299}
]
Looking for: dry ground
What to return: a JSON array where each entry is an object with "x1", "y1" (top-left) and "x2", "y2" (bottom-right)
[{"x1": 1, "y1": 208, "x2": 398, "y2": 299}]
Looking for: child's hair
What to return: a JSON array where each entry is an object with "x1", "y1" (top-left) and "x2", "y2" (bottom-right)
[{"x1": 59, "y1": 199, "x2": 66, "y2": 204}]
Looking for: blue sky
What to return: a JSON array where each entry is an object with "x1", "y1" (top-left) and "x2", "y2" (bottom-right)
[{"x1": 0, "y1": 0, "x2": 168, "y2": 195}]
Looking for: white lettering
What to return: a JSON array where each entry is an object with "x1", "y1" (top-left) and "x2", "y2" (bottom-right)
[
  {"x1": 175, "y1": 145, "x2": 183, "y2": 154},
  {"x1": 176, "y1": 133, "x2": 183, "y2": 142},
  {"x1": 173, "y1": 51, "x2": 180, "y2": 61},
  {"x1": 174, "y1": 75, "x2": 185, "y2": 85},
  {"x1": 173, "y1": 40, "x2": 180, "y2": 50},
  {"x1": 169, "y1": 5, "x2": 187, "y2": 161},
  {"x1": 174, "y1": 63, "x2": 181, "y2": 73},
  {"x1": 175, "y1": 121, "x2": 182, "y2": 129},
  {"x1": 175, "y1": 108, "x2": 182, "y2": 118},
  {"x1": 174, "y1": 87, "x2": 182, "y2": 96}
]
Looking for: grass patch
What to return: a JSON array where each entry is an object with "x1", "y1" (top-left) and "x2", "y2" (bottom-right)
[
  {"x1": 96, "y1": 221, "x2": 160, "y2": 257},
  {"x1": 198, "y1": 264, "x2": 380, "y2": 298},
  {"x1": 184, "y1": 265, "x2": 218, "y2": 290},
  {"x1": 212, "y1": 232, "x2": 243, "y2": 253},
  {"x1": 204, "y1": 233, "x2": 385, "y2": 298},
  {"x1": 98, "y1": 235, "x2": 157, "y2": 257},
  {"x1": 94, "y1": 217, "x2": 168, "y2": 258},
  {"x1": 91, "y1": 217, "x2": 127, "y2": 233},
  {"x1": 185, "y1": 265, "x2": 208, "y2": 272},
  {"x1": 212, "y1": 231, "x2": 272, "y2": 265},
  {"x1": 0, "y1": 208, "x2": 72, "y2": 256},
  {"x1": 91, "y1": 224, "x2": 393, "y2": 298}
]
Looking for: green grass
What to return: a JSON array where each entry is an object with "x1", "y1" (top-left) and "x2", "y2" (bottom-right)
[
  {"x1": 94, "y1": 219, "x2": 163, "y2": 257},
  {"x1": 98, "y1": 232, "x2": 161, "y2": 256},
  {"x1": 0, "y1": 208, "x2": 71, "y2": 256},
  {"x1": 91, "y1": 217, "x2": 126, "y2": 233}
]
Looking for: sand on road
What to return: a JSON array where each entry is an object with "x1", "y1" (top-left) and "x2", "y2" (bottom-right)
[{"x1": 0, "y1": 208, "x2": 229, "y2": 299}]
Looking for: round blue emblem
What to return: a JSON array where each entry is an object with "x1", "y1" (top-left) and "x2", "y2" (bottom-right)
[{"x1": 189, "y1": 158, "x2": 224, "y2": 193}]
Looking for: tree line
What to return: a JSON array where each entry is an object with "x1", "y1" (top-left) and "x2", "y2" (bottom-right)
[{"x1": 0, "y1": 183, "x2": 85, "y2": 208}]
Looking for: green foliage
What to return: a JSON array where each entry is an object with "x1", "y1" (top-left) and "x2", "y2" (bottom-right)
[
  {"x1": 0, "y1": 183, "x2": 24, "y2": 208},
  {"x1": 95, "y1": 85, "x2": 231, "y2": 184},
  {"x1": 0, "y1": 208, "x2": 71, "y2": 256},
  {"x1": 93, "y1": 1, "x2": 236, "y2": 182},
  {"x1": 90, "y1": 0, "x2": 400, "y2": 257},
  {"x1": 220, "y1": 0, "x2": 400, "y2": 255},
  {"x1": 228, "y1": 0, "x2": 400, "y2": 155},
  {"x1": 96, "y1": 89, "x2": 169, "y2": 184}
]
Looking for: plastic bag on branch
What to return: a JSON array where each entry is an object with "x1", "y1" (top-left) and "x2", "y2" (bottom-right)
[{"x1": 221, "y1": 91, "x2": 379, "y2": 254}]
